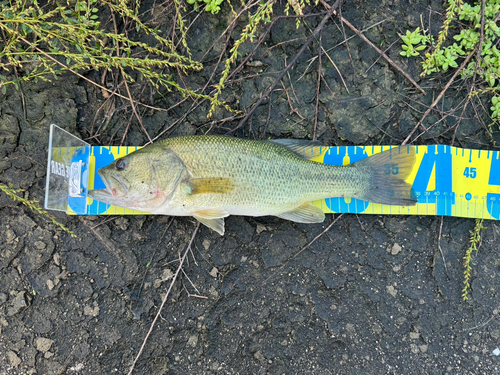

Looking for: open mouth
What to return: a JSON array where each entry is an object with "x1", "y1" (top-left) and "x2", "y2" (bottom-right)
[
  {"x1": 110, "y1": 175, "x2": 128, "y2": 197},
  {"x1": 99, "y1": 171, "x2": 128, "y2": 198},
  {"x1": 89, "y1": 171, "x2": 127, "y2": 201}
]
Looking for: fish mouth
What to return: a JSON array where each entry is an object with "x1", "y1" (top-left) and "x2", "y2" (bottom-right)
[
  {"x1": 88, "y1": 172, "x2": 127, "y2": 201},
  {"x1": 109, "y1": 175, "x2": 128, "y2": 197}
]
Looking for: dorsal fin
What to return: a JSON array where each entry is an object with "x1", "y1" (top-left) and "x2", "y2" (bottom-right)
[{"x1": 268, "y1": 139, "x2": 325, "y2": 159}]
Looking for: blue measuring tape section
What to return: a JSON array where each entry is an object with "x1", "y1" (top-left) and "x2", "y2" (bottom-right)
[
  {"x1": 83, "y1": 145, "x2": 500, "y2": 220},
  {"x1": 314, "y1": 145, "x2": 500, "y2": 220}
]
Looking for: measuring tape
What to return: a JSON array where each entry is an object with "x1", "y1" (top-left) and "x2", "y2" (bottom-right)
[
  {"x1": 311, "y1": 145, "x2": 500, "y2": 220},
  {"x1": 80, "y1": 144, "x2": 500, "y2": 220},
  {"x1": 43, "y1": 126, "x2": 500, "y2": 220}
]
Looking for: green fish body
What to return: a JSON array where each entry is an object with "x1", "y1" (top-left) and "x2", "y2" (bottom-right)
[{"x1": 89, "y1": 136, "x2": 416, "y2": 234}]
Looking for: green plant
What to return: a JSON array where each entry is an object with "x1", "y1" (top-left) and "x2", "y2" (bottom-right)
[
  {"x1": 491, "y1": 96, "x2": 500, "y2": 118},
  {"x1": 400, "y1": 27, "x2": 430, "y2": 57},
  {"x1": 399, "y1": 0, "x2": 500, "y2": 129},
  {"x1": 0, "y1": 0, "x2": 230, "y2": 107},
  {"x1": 186, "y1": 0, "x2": 225, "y2": 14},
  {"x1": 0, "y1": 183, "x2": 76, "y2": 237},
  {"x1": 462, "y1": 219, "x2": 486, "y2": 300},
  {"x1": 208, "y1": 0, "x2": 275, "y2": 117}
]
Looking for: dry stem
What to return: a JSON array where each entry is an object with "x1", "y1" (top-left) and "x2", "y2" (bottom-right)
[{"x1": 127, "y1": 223, "x2": 200, "y2": 374}]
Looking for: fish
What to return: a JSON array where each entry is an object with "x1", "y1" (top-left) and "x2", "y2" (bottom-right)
[{"x1": 88, "y1": 136, "x2": 417, "y2": 235}]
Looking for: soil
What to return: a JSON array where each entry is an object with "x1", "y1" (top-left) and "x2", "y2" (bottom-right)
[{"x1": 1, "y1": 0, "x2": 500, "y2": 374}]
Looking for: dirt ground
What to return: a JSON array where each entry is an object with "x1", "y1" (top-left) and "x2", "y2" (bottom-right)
[{"x1": 1, "y1": 0, "x2": 500, "y2": 374}]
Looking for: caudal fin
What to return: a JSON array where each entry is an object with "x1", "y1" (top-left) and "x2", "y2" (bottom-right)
[{"x1": 353, "y1": 146, "x2": 417, "y2": 206}]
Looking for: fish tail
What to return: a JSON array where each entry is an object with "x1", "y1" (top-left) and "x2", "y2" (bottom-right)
[{"x1": 354, "y1": 146, "x2": 417, "y2": 206}]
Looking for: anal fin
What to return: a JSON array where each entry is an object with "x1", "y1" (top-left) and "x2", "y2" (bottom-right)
[{"x1": 277, "y1": 202, "x2": 325, "y2": 223}]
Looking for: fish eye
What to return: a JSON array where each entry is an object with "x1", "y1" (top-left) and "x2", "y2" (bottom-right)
[{"x1": 116, "y1": 159, "x2": 126, "y2": 171}]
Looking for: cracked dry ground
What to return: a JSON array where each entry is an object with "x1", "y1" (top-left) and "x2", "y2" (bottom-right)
[{"x1": 1, "y1": 0, "x2": 500, "y2": 374}]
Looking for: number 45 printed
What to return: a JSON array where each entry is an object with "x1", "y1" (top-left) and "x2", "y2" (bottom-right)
[{"x1": 464, "y1": 167, "x2": 477, "y2": 179}]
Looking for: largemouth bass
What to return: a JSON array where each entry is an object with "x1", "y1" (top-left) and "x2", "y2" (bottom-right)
[{"x1": 89, "y1": 136, "x2": 417, "y2": 235}]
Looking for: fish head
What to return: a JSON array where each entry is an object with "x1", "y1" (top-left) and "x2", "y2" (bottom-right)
[{"x1": 89, "y1": 147, "x2": 187, "y2": 212}]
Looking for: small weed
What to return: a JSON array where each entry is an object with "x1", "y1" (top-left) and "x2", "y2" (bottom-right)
[
  {"x1": 186, "y1": 0, "x2": 225, "y2": 14},
  {"x1": 400, "y1": 0, "x2": 500, "y2": 130},
  {"x1": 462, "y1": 218, "x2": 486, "y2": 300},
  {"x1": 0, "y1": 0, "x2": 228, "y2": 107},
  {"x1": 400, "y1": 27, "x2": 430, "y2": 57},
  {"x1": 208, "y1": 0, "x2": 275, "y2": 117},
  {"x1": 0, "y1": 183, "x2": 76, "y2": 237}
]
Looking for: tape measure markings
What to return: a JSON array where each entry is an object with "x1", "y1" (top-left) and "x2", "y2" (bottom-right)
[{"x1": 81, "y1": 144, "x2": 500, "y2": 220}]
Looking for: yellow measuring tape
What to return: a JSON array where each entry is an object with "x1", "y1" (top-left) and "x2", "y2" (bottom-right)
[{"x1": 81, "y1": 144, "x2": 500, "y2": 220}]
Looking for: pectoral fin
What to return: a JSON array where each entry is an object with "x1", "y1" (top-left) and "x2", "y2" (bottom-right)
[
  {"x1": 277, "y1": 202, "x2": 325, "y2": 223},
  {"x1": 192, "y1": 209, "x2": 229, "y2": 235},
  {"x1": 189, "y1": 178, "x2": 234, "y2": 195}
]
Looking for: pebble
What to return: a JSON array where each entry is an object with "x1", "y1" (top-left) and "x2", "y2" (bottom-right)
[
  {"x1": 7, "y1": 291, "x2": 27, "y2": 316},
  {"x1": 69, "y1": 363, "x2": 85, "y2": 372},
  {"x1": 53, "y1": 253, "x2": 61, "y2": 266},
  {"x1": 187, "y1": 334, "x2": 198, "y2": 347},
  {"x1": 34, "y1": 241, "x2": 46, "y2": 250},
  {"x1": 7, "y1": 350, "x2": 21, "y2": 367},
  {"x1": 162, "y1": 268, "x2": 174, "y2": 280},
  {"x1": 209, "y1": 267, "x2": 218, "y2": 278},
  {"x1": 256, "y1": 224, "x2": 267, "y2": 234},
  {"x1": 36, "y1": 337, "x2": 54, "y2": 353},
  {"x1": 83, "y1": 303, "x2": 100, "y2": 317},
  {"x1": 202, "y1": 239, "x2": 211, "y2": 250},
  {"x1": 391, "y1": 243, "x2": 402, "y2": 255},
  {"x1": 5, "y1": 229, "x2": 16, "y2": 244},
  {"x1": 386, "y1": 285, "x2": 397, "y2": 297}
]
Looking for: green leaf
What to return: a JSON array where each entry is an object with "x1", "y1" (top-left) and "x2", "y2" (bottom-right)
[{"x1": 410, "y1": 34, "x2": 421, "y2": 44}]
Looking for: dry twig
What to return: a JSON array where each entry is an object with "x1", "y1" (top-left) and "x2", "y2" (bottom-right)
[
  {"x1": 402, "y1": 48, "x2": 477, "y2": 145},
  {"x1": 127, "y1": 223, "x2": 200, "y2": 374},
  {"x1": 228, "y1": 0, "x2": 342, "y2": 134},
  {"x1": 318, "y1": 0, "x2": 426, "y2": 95}
]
